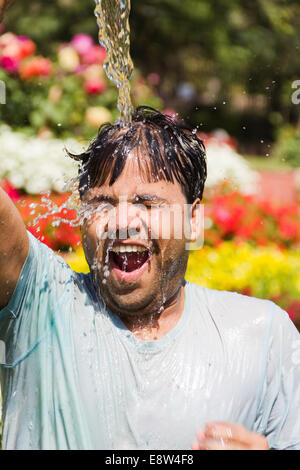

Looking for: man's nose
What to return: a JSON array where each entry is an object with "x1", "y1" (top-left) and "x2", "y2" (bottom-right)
[{"x1": 115, "y1": 201, "x2": 146, "y2": 239}]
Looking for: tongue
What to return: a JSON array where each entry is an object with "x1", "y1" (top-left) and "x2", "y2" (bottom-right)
[{"x1": 111, "y1": 251, "x2": 149, "y2": 272}]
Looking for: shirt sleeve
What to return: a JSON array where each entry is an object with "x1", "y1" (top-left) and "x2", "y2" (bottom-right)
[
  {"x1": 0, "y1": 231, "x2": 74, "y2": 368},
  {"x1": 256, "y1": 301, "x2": 300, "y2": 450}
]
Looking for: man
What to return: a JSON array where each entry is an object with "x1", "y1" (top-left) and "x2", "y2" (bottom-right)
[{"x1": 0, "y1": 107, "x2": 299, "y2": 450}]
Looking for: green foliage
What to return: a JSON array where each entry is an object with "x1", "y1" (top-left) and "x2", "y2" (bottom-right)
[
  {"x1": 0, "y1": 39, "x2": 162, "y2": 139},
  {"x1": 272, "y1": 125, "x2": 300, "y2": 167},
  {"x1": 3, "y1": 0, "x2": 98, "y2": 55},
  {"x1": 2, "y1": 0, "x2": 300, "y2": 145},
  {"x1": 3, "y1": 0, "x2": 300, "y2": 97}
]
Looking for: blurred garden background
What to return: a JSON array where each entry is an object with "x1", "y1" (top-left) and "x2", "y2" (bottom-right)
[{"x1": 0, "y1": 0, "x2": 299, "y2": 331}]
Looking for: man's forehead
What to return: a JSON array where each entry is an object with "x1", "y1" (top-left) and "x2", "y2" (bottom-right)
[
  {"x1": 82, "y1": 177, "x2": 187, "y2": 205},
  {"x1": 83, "y1": 149, "x2": 187, "y2": 202}
]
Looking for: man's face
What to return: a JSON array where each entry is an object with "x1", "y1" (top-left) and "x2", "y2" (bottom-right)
[{"x1": 81, "y1": 152, "x2": 199, "y2": 319}]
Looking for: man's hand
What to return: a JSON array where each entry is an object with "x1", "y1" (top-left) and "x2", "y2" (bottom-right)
[{"x1": 191, "y1": 422, "x2": 269, "y2": 450}]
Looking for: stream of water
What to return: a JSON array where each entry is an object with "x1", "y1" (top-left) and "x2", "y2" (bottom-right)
[{"x1": 94, "y1": 0, "x2": 134, "y2": 125}]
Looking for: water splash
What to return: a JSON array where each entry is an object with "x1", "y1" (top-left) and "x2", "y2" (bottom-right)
[
  {"x1": 94, "y1": 0, "x2": 134, "y2": 125},
  {"x1": 31, "y1": 178, "x2": 82, "y2": 231}
]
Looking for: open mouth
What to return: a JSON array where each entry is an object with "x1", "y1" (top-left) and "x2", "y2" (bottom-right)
[{"x1": 109, "y1": 244, "x2": 151, "y2": 273}]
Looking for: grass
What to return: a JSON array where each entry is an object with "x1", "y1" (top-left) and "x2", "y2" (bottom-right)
[{"x1": 244, "y1": 154, "x2": 294, "y2": 172}]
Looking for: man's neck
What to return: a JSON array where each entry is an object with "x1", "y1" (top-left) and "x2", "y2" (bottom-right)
[{"x1": 121, "y1": 284, "x2": 186, "y2": 341}]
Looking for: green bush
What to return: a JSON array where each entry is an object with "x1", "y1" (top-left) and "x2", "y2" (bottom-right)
[
  {"x1": 272, "y1": 126, "x2": 300, "y2": 168},
  {"x1": 0, "y1": 33, "x2": 163, "y2": 139}
]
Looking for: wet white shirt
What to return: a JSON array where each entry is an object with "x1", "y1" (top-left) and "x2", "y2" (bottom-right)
[{"x1": 0, "y1": 232, "x2": 300, "y2": 450}]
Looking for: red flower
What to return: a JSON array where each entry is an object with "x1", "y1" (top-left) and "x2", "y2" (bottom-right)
[
  {"x1": 19, "y1": 56, "x2": 52, "y2": 79},
  {"x1": 163, "y1": 109, "x2": 178, "y2": 120},
  {"x1": 286, "y1": 301, "x2": 300, "y2": 323},
  {"x1": 278, "y1": 219, "x2": 299, "y2": 240},
  {"x1": 17, "y1": 36, "x2": 36, "y2": 59},
  {"x1": 0, "y1": 34, "x2": 36, "y2": 72},
  {"x1": 11, "y1": 192, "x2": 81, "y2": 251},
  {"x1": 211, "y1": 193, "x2": 246, "y2": 235},
  {"x1": 82, "y1": 45, "x2": 106, "y2": 65},
  {"x1": 241, "y1": 287, "x2": 252, "y2": 296},
  {"x1": 84, "y1": 77, "x2": 107, "y2": 95},
  {"x1": 1, "y1": 180, "x2": 21, "y2": 201}
]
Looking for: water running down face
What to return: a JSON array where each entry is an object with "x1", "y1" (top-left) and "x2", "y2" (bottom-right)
[
  {"x1": 81, "y1": 152, "x2": 202, "y2": 323},
  {"x1": 69, "y1": 106, "x2": 207, "y2": 326}
]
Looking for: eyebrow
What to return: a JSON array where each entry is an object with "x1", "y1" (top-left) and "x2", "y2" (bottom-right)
[
  {"x1": 87, "y1": 194, "x2": 167, "y2": 204},
  {"x1": 133, "y1": 194, "x2": 167, "y2": 203},
  {"x1": 87, "y1": 195, "x2": 116, "y2": 205}
]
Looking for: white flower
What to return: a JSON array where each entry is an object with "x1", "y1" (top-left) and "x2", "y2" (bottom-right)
[
  {"x1": 205, "y1": 140, "x2": 259, "y2": 194},
  {"x1": 0, "y1": 125, "x2": 82, "y2": 194},
  {"x1": 0, "y1": 126, "x2": 259, "y2": 196}
]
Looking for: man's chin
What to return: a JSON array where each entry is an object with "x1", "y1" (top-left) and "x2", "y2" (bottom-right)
[
  {"x1": 91, "y1": 251, "x2": 162, "y2": 316},
  {"x1": 101, "y1": 288, "x2": 156, "y2": 318},
  {"x1": 97, "y1": 270, "x2": 159, "y2": 316}
]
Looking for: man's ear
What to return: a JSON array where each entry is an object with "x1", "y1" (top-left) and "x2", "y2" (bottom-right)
[
  {"x1": 190, "y1": 198, "x2": 203, "y2": 241},
  {"x1": 185, "y1": 198, "x2": 204, "y2": 250}
]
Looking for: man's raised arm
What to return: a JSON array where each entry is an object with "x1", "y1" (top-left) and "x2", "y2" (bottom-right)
[{"x1": 0, "y1": 187, "x2": 29, "y2": 309}]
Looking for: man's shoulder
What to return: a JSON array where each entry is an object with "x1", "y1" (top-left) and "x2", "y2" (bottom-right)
[
  {"x1": 185, "y1": 280, "x2": 288, "y2": 329},
  {"x1": 72, "y1": 270, "x2": 98, "y2": 302},
  {"x1": 26, "y1": 231, "x2": 80, "y2": 295}
]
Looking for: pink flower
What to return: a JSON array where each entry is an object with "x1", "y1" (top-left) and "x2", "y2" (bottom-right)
[
  {"x1": 0, "y1": 55, "x2": 20, "y2": 72},
  {"x1": 163, "y1": 108, "x2": 178, "y2": 120},
  {"x1": 148, "y1": 72, "x2": 160, "y2": 86},
  {"x1": 1, "y1": 180, "x2": 21, "y2": 201},
  {"x1": 287, "y1": 301, "x2": 300, "y2": 323},
  {"x1": 82, "y1": 45, "x2": 106, "y2": 65},
  {"x1": 74, "y1": 64, "x2": 86, "y2": 75},
  {"x1": 84, "y1": 77, "x2": 107, "y2": 94},
  {"x1": 0, "y1": 32, "x2": 17, "y2": 48},
  {"x1": 0, "y1": 34, "x2": 35, "y2": 67},
  {"x1": 71, "y1": 34, "x2": 94, "y2": 56}
]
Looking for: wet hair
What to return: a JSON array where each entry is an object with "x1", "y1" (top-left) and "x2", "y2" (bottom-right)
[{"x1": 67, "y1": 106, "x2": 207, "y2": 204}]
